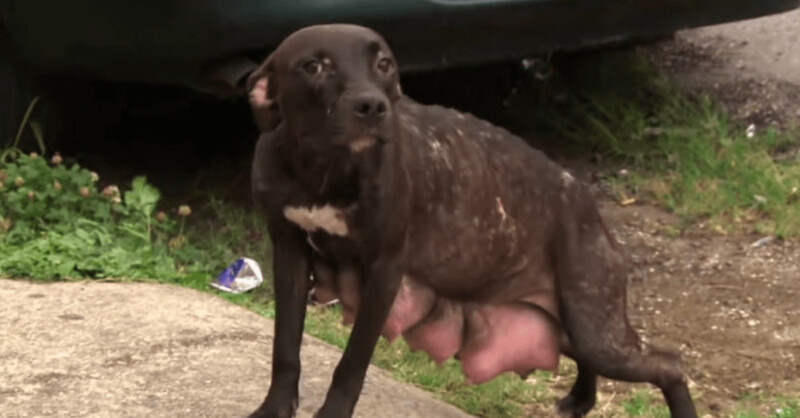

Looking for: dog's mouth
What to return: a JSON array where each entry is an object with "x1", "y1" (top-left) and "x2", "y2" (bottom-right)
[
  {"x1": 336, "y1": 128, "x2": 382, "y2": 153},
  {"x1": 348, "y1": 136, "x2": 377, "y2": 153}
]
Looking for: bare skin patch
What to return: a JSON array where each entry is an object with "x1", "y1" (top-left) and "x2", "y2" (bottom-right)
[
  {"x1": 283, "y1": 205, "x2": 349, "y2": 236},
  {"x1": 495, "y1": 197, "x2": 508, "y2": 221},
  {"x1": 561, "y1": 171, "x2": 575, "y2": 187}
]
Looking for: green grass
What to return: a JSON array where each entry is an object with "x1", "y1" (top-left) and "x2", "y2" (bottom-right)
[
  {"x1": 613, "y1": 389, "x2": 800, "y2": 418},
  {"x1": 770, "y1": 398, "x2": 800, "y2": 418},
  {"x1": 731, "y1": 393, "x2": 800, "y2": 418},
  {"x1": 620, "y1": 390, "x2": 671, "y2": 418},
  {"x1": 735, "y1": 402, "x2": 800, "y2": 418},
  {"x1": 548, "y1": 50, "x2": 800, "y2": 238}
]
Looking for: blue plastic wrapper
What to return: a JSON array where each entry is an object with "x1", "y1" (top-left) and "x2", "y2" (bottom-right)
[{"x1": 210, "y1": 257, "x2": 264, "y2": 293}]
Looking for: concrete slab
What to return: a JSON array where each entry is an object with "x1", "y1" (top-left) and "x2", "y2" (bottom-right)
[{"x1": 0, "y1": 279, "x2": 473, "y2": 418}]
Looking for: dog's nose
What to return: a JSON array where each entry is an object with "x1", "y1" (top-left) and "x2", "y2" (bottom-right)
[{"x1": 352, "y1": 92, "x2": 389, "y2": 121}]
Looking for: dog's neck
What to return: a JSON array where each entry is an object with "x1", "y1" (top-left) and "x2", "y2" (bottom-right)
[{"x1": 275, "y1": 127, "x2": 385, "y2": 205}]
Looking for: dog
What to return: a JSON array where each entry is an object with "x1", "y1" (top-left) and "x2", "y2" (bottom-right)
[{"x1": 246, "y1": 24, "x2": 697, "y2": 418}]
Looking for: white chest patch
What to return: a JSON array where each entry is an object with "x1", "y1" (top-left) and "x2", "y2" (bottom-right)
[{"x1": 283, "y1": 205, "x2": 349, "y2": 236}]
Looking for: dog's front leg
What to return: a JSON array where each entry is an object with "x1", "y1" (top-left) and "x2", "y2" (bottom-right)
[
  {"x1": 250, "y1": 222, "x2": 311, "y2": 418},
  {"x1": 314, "y1": 256, "x2": 403, "y2": 418}
]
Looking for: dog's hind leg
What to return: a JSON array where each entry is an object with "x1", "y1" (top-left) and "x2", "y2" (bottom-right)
[
  {"x1": 555, "y1": 359, "x2": 597, "y2": 418},
  {"x1": 553, "y1": 203, "x2": 697, "y2": 418}
]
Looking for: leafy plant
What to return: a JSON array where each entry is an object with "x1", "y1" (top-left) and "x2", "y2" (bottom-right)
[{"x1": 0, "y1": 152, "x2": 186, "y2": 279}]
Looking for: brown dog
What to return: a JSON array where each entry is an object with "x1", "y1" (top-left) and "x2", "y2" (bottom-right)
[{"x1": 246, "y1": 24, "x2": 697, "y2": 418}]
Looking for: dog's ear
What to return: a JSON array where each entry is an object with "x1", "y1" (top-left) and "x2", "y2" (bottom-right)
[{"x1": 246, "y1": 54, "x2": 282, "y2": 132}]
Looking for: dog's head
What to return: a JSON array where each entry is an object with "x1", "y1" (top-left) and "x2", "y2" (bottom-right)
[{"x1": 247, "y1": 24, "x2": 402, "y2": 153}]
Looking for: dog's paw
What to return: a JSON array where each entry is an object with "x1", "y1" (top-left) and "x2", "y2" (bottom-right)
[
  {"x1": 312, "y1": 409, "x2": 350, "y2": 418},
  {"x1": 247, "y1": 408, "x2": 294, "y2": 418},
  {"x1": 248, "y1": 398, "x2": 298, "y2": 418},
  {"x1": 556, "y1": 392, "x2": 596, "y2": 418},
  {"x1": 312, "y1": 398, "x2": 353, "y2": 418}
]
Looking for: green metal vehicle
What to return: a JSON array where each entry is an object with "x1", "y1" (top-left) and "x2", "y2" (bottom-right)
[{"x1": 1, "y1": 0, "x2": 798, "y2": 142}]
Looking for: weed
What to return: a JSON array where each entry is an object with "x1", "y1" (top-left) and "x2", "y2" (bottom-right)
[
  {"x1": 0, "y1": 153, "x2": 159, "y2": 278},
  {"x1": 771, "y1": 399, "x2": 800, "y2": 418},
  {"x1": 0, "y1": 151, "x2": 270, "y2": 281},
  {"x1": 2, "y1": 97, "x2": 46, "y2": 163},
  {"x1": 620, "y1": 390, "x2": 670, "y2": 417},
  {"x1": 549, "y1": 52, "x2": 800, "y2": 238},
  {"x1": 732, "y1": 395, "x2": 800, "y2": 418},
  {"x1": 733, "y1": 409, "x2": 760, "y2": 418}
]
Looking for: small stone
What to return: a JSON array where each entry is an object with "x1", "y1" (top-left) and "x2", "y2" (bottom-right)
[
  {"x1": 746, "y1": 124, "x2": 756, "y2": 138},
  {"x1": 751, "y1": 236, "x2": 774, "y2": 248}
]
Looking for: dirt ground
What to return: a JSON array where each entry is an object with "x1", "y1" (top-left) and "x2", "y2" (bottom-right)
[
  {"x1": 643, "y1": 9, "x2": 800, "y2": 130},
  {"x1": 570, "y1": 8, "x2": 800, "y2": 414},
  {"x1": 592, "y1": 202, "x2": 800, "y2": 413}
]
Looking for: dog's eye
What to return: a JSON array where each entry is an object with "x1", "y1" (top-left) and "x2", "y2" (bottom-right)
[
  {"x1": 376, "y1": 57, "x2": 394, "y2": 74},
  {"x1": 303, "y1": 60, "x2": 323, "y2": 75}
]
